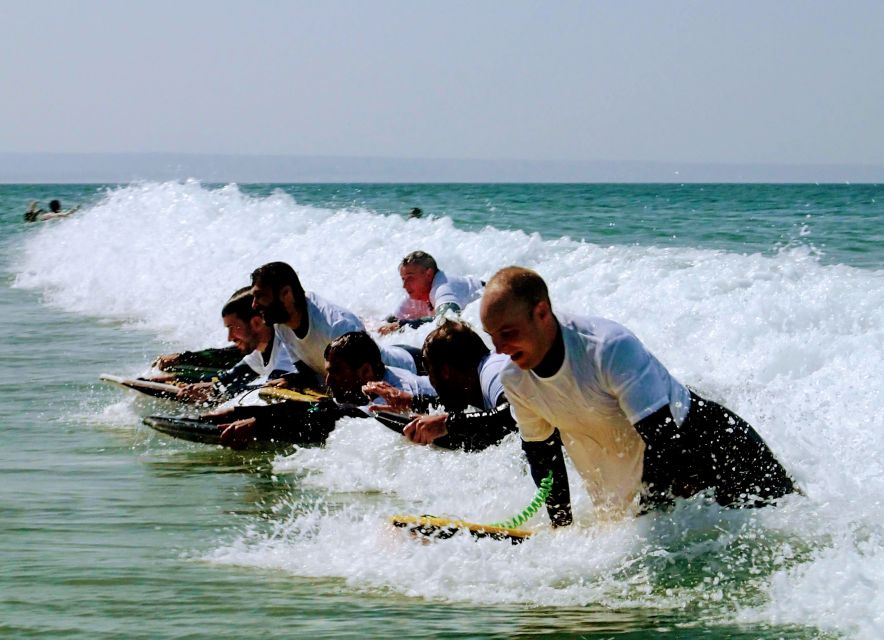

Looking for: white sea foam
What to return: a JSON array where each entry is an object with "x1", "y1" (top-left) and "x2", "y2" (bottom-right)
[{"x1": 14, "y1": 181, "x2": 884, "y2": 637}]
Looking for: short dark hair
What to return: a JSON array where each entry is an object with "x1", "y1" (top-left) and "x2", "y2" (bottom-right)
[
  {"x1": 423, "y1": 320, "x2": 489, "y2": 373},
  {"x1": 49, "y1": 200, "x2": 61, "y2": 212},
  {"x1": 324, "y1": 331, "x2": 385, "y2": 377},
  {"x1": 487, "y1": 266, "x2": 550, "y2": 310},
  {"x1": 400, "y1": 251, "x2": 437, "y2": 272},
  {"x1": 221, "y1": 286, "x2": 257, "y2": 321},
  {"x1": 250, "y1": 261, "x2": 306, "y2": 306}
]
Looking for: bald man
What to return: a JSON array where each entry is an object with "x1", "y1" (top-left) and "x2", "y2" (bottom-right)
[{"x1": 480, "y1": 266, "x2": 795, "y2": 525}]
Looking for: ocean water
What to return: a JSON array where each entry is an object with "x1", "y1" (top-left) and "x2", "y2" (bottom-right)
[{"x1": 1, "y1": 181, "x2": 882, "y2": 639}]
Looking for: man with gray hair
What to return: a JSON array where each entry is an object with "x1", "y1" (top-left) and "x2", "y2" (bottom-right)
[{"x1": 379, "y1": 251, "x2": 484, "y2": 335}]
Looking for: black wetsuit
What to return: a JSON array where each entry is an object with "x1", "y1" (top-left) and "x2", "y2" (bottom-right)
[
  {"x1": 166, "y1": 346, "x2": 242, "y2": 370},
  {"x1": 187, "y1": 342, "x2": 283, "y2": 395},
  {"x1": 220, "y1": 401, "x2": 366, "y2": 446},
  {"x1": 409, "y1": 393, "x2": 518, "y2": 452}
]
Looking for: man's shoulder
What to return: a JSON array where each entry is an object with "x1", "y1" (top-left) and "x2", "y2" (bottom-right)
[
  {"x1": 480, "y1": 352, "x2": 510, "y2": 372},
  {"x1": 308, "y1": 291, "x2": 363, "y2": 323},
  {"x1": 385, "y1": 366, "x2": 434, "y2": 394},
  {"x1": 559, "y1": 313, "x2": 632, "y2": 343}
]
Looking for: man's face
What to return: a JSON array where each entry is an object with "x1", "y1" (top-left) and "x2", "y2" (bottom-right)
[
  {"x1": 481, "y1": 297, "x2": 551, "y2": 370},
  {"x1": 223, "y1": 314, "x2": 261, "y2": 354},
  {"x1": 426, "y1": 361, "x2": 469, "y2": 412},
  {"x1": 399, "y1": 264, "x2": 435, "y2": 302},
  {"x1": 251, "y1": 282, "x2": 289, "y2": 325},
  {"x1": 324, "y1": 354, "x2": 371, "y2": 404}
]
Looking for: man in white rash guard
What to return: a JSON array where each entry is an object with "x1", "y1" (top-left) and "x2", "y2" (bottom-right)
[
  {"x1": 176, "y1": 287, "x2": 295, "y2": 403},
  {"x1": 323, "y1": 331, "x2": 436, "y2": 410},
  {"x1": 480, "y1": 266, "x2": 796, "y2": 526},
  {"x1": 249, "y1": 261, "x2": 418, "y2": 386},
  {"x1": 378, "y1": 251, "x2": 484, "y2": 335}
]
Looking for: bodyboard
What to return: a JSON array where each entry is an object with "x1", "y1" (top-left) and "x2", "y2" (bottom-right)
[
  {"x1": 258, "y1": 386, "x2": 329, "y2": 404},
  {"x1": 389, "y1": 514, "x2": 532, "y2": 544},
  {"x1": 142, "y1": 415, "x2": 222, "y2": 444},
  {"x1": 100, "y1": 374, "x2": 184, "y2": 399},
  {"x1": 159, "y1": 364, "x2": 223, "y2": 382}
]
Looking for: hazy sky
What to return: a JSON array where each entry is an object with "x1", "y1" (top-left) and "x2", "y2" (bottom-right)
[{"x1": 2, "y1": 1, "x2": 883, "y2": 166}]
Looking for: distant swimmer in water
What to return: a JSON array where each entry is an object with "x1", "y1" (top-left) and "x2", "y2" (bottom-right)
[
  {"x1": 173, "y1": 287, "x2": 296, "y2": 403},
  {"x1": 378, "y1": 251, "x2": 484, "y2": 335},
  {"x1": 408, "y1": 207, "x2": 423, "y2": 219},
  {"x1": 480, "y1": 266, "x2": 796, "y2": 526},
  {"x1": 368, "y1": 320, "x2": 517, "y2": 451},
  {"x1": 249, "y1": 261, "x2": 419, "y2": 389},
  {"x1": 24, "y1": 199, "x2": 79, "y2": 222}
]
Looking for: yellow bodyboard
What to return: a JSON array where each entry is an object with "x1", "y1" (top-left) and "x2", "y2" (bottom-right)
[
  {"x1": 258, "y1": 386, "x2": 329, "y2": 403},
  {"x1": 389, "y1": 514, "x2": 533, "y2": 544}
]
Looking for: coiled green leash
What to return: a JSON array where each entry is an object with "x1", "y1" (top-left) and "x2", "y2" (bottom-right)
[{"x1": 491, "y1": 471, "x2": 553, "y2": 529}]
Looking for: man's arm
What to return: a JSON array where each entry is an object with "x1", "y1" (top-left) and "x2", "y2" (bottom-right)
[
  {"x1": 379, "y1": 302, "x2": 463, "y2": 334},
  {"x1": 437, "y1": 401, "x2": 518, "y2": 451},
  {"x1": 521, "y1": 430, "x2": 573, "y2": 527},
  {"x1": 214, "y1": 362, "x2": 260, "y2": 395},
  {"x1": 275, "y1": 362, "x2": 322, "y2": 389}
]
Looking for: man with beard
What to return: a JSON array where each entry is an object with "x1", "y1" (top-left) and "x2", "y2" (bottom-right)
[
  {"x1": 367, "y1": 320, "x2": 517, "y2": 451},
  {"x1": 174, "y1": 287, "x2": 296, "y2": 403},
  {"x1": 479, "y1": 266, "x2": 796, "y2": 526},
  {"x1": 249, "y1": 261, "x2": 418, "y2": 386}
]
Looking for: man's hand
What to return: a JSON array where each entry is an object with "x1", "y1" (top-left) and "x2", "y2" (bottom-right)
[
  {"x1": 218, "y1": 417, "x2": 257, "y2": 449},
  {"x1": 402, "y1": 413, "x2": 448, "y2": 445},
  {"x1": 264, "y1": 377, "x2": 290, "y2": 389},
  {"x1": 363, "y1": 381, "x2": 413, "y2": 413},
  {"x1": 152, "y1": 353, "x2": 182, "y2": 370},
  {"x1": 377, "y1": 321, "x2": 401, "y2": 336},
  {"x1": 177, "y1": 382, "x2": 218, "y2": 403}
]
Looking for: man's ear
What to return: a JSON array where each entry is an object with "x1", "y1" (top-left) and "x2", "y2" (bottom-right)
[
  {"x1": 534, "y1": 300, "x2": 552, "y2": 322},
  {"x1": 279, "y1": 285, "x2": 293, "y2": 305},
  {"x1": 249, "y1": 315, "x2": 265, "y2": 332}
]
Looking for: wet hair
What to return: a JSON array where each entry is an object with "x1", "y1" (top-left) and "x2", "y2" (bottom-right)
[
  {"x1": 422, "y1": 320, "x2": 490, "y2": 373},
  {"x1": 221, "y1": 286, "x2": 258, "y2": 321},
  {"x1": 486, "y1": 266, "x2": 551, "y2": 311},
  {"x1": 400, "y1": 251, "x2": 437, "y2": 273},
  {"x1": 250, "y1": 261, "x2": 306, "y2": 307},
  {"x1": 324, "y1": 331, "x2": 385, "y2": 377},
  {"x1": 48, "y1": 200, "x2": 61, "y2": 212}
]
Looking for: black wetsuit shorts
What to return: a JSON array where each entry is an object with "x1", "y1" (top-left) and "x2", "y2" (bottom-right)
[{"x1": 640, "y1": 391, "x2": 795, "y2": 510}]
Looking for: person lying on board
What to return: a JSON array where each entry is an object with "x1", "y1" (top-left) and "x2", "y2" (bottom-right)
[
  {"x1": 24, "y1": 199, "x2": 80, "y2": 222},
  {"x1": 377, "y1": 251, "x2": 484, "y2": 335},
  {"x1": 367, "y1": 320, "x2": 517, "y2": 452},
  {"x1": 249, "y1": 262, "x2": 420, "y2": 388},
  {"x1": 324, "y1": 331, "x2": 435, "y2": 408},
  {"x1": 479, "y1": 266, "x2": 797, "y2": 526},
  {"x1": 166, "y1": 287, "x2": 296, "y2": 403},
  {"x1": 209, "y1": 331, "x2": 433, "y2": 449}
]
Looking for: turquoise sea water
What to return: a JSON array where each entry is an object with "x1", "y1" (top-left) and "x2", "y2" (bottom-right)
[{"x1": 1, "y1": 182, "x2": 882, "y2": 639}]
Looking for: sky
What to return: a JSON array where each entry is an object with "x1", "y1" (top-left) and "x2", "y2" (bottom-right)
[{"x1": 1, "y1": 1, "x2": 883, "y2": 173}]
